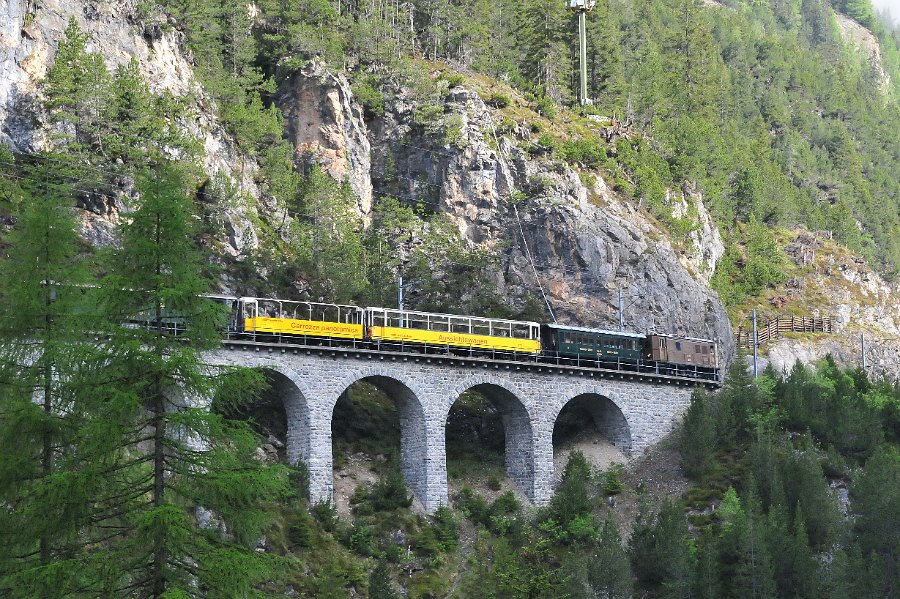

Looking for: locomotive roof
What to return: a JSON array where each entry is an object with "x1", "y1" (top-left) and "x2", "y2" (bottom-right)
[
  {"x1": 648, "y1": 332, "x2": 717, "y2": 344},
  {"x1": 543, "y1": 323, "x2": 645, "y2": 339}
]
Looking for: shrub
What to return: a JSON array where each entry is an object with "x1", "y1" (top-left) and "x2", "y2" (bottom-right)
[
  {"x1": 487, "y1": 475, "x2": 502, "y2": 491},
  {"x1": 559, "y1": 138, "x2": 606, "y2": 168},
  {"x1": 430, "y1": 506, "x2": 459, "y2": 552},
  {"x1": 491, "y1": 490, "x2": 522, "y2": 516},
  {"x1": 487, "y1": 92, "x2": 510, "y2": 108},
  {"x1": 440, "y1": 72, "x2": 465, "y2": 88},
  {"x1": 287, "y1": 509, "x2": 314, "y2": 548},
  {"x1": 311, "y1": 500, "x2": 339, "y2": 532},
  {"x1": 353, "y1": 78, "x2": 385, "y2": 119},
  {"x1": 349, "y1": 524, "x2": 375, "y2": 556},
  {"x1": 532, "y1": 95, "x2": 557, "y2": 119},
  {"x1": 368, "y1": 469, "x2": 413, "y2": 512},
  {"x1": 454, "y1": 487, "x2": 490, "y2": 527},
  {"x1": 603, "y1": 463, "x2": 625, "y2": 495}
]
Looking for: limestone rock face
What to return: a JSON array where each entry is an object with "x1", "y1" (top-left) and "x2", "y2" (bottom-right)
[
  {"x1": 4, "y1": 5, "x2": 735, "y2": 363},
  {"x1": 835, "y1": 13, "x2": 891, "y2": 91},
  {"x1": 670, "y1": 190, "x2": 724, "y2": 285},
  {"x1": 830, "y1": 260, "x2": 900, "y2": 336},
  {"x1": 358, "y1": 83, "x2": 736, "y2": 363},
  {"x1": 765, "y1": 336, "x2": 900, "y2": 383},
  {"x1": 0, "y1": 0, "x2": 260, "y2": 255},
  {"x1": 276, "y1": 62, "x2": 373, "y2": 219}
]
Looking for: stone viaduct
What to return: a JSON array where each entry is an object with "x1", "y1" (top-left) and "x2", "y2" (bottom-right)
[{"x1": 205, "y1": 341, "x2": 711, "y2": 513}]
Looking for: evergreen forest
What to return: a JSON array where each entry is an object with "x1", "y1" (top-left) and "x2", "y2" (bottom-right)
[{"x1": 0, "y1": 0, "x2": 899, "y2": 596}]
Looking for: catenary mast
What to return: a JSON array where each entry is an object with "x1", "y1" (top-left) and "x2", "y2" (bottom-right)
[{"x1": 568, "y1": 0, "x2": 596, "y2": 105}]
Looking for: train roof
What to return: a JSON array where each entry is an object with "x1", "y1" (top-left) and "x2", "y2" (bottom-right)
[
  {"x1": 648, "y1": 332, "x2": 717, "y2": 344},
  {"x1": 543, "y1": 323, "x2": 646, "y2": 339},
  {"x1": 364, "y1": 306, "x2": 540, "y2": 327},
  {"x1": 239, "y1": 297, "x2": 359, "y2": 310}
]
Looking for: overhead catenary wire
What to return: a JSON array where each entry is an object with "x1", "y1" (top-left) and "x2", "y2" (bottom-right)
[{"x1": 486, "y1": 123, "x2": 557, "y2": 323}]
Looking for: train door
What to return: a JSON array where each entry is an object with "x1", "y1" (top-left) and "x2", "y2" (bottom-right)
[
  {"x1": 239, "y1": 297, "x2": 258, "y2": 336},
  {"x1": 658, "y1": 336, "x2": 669, "y2": 361}
]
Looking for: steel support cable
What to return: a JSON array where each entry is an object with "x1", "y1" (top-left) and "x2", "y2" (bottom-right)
[{"x1": 487, "y1": 124, "x2": 557, "y2": 323}]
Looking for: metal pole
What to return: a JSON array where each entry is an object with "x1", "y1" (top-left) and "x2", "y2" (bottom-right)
[
  {"x1": 578, "y1": 10, "x2": 588, "y2": 105},
  {"x1": 398, "y1": 274, "x2": 404, "y2": 311},
  {"x1": 861, "y1": 332, "x2": 867, "y2": 369},
  {"x1": 618, "y1": 287, "x2": 624, "y2": 331},
  {"x1": 752, "y1": 309, "x2": 758, "y2": 378}
]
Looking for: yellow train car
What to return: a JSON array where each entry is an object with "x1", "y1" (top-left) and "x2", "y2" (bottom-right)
[
  {"x1": 236, "y1": 298, "x2": 363, "y2": 340},
  {"x1": 363, "y1": 307, "x2": 541, "y2": 354}
]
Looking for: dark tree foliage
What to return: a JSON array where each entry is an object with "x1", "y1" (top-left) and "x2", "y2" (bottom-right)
[
  {"x1": 680, "y1": 389, "x2": 717, "y2": 478},
  {"x1": 851, "y1": 445, "x2": 900, "y2": 595},
  {"x1": 0, "y1": 159, "x2": 104, "y2": 596},
  {"x1": 548, "y1": 450, "x2": 593, "y2": 531}
]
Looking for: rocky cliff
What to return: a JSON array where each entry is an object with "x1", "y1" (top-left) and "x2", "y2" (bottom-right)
[
  {"x1": 278, "y1": 74, "x2": 735, "y2": 360},
  {"x1": 0, "y1": 0, "x2": 263, "y2": 253},
  {"x1": 758, "y1": 231, "x2": 900, "y2": 381}
]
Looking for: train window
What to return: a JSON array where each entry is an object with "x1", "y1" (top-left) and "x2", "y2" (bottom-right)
[
  {"x1": 695, "y1": 345, "x2": 701, "y2": 353},
  {"x1": 703, "y1": 346, "x2": 708, "y2": 354},
  {"x1": 675, "y1": 341, "x2": 682, "y2": 351}
]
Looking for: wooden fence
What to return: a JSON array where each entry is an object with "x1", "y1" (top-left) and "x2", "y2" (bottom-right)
[{"x1": 736, "y1": 315, "x2": 833, "y2": 349}]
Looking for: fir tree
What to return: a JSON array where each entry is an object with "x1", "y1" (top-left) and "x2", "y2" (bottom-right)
[
  {"x1": 0, "y1": 158, "x2": 101, "y2": 596},
  {"x1": 368, "y1": 561, "x2": 400, "y2": 599},
  {"x1": 589, "y1": 517, "x2": 633, "y2": 599},
  {"x1": 92, "y1": 162, "x2": 290, "y2": 597},
  {"x1": 680, "y1": 388, "x2": 717, "y2": 478}
]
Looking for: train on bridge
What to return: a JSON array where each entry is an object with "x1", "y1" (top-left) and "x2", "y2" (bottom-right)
[{"x1": 221, "y1": 297, "x2": 720, "y2": 382}]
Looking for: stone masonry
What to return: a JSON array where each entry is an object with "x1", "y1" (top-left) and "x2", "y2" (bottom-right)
[{"x1": 205, "y1": 343, "x2": 702, "y2": 513}]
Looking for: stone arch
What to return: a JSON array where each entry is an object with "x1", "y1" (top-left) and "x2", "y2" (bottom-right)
[
  {"x1": 445, "y1": 376, "x2": 537, "y2": 501},
  {"x1": 329, "y1": 368, "x2": 434, "y2": 509},
  {"x1": 202, "y1": 354, "x2": 316, "y2": 470},
  {"x1": 551, "y1": 386, "x2": 632, "y2": 455}
]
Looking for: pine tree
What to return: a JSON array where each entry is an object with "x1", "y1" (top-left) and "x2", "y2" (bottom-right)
[
  {"x1": 718, "y1": 488, "x2": 777, "y2": 599},
  {"x1": 850, "y1": 445, "x2": 900, "y2": 594},
  {"x1": 692, "y1": 529, "x2": 721, "y2": 599},
  {"x1": 586, "y1": 0, "x2": 625, "y2": 110},
  {"x1": 519, "y1": 0, "x2": 573, "y2": 104},
  {"x1": 103, "y1": 59, "x2": 187, "y2": 166},
  {"x1": 629, "y1": 499, "x2": 692, "y2": 591}
]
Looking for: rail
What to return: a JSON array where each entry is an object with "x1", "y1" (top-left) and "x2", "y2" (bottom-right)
[
  {"x1": 735, "y1": 315, "x2": 833, "y2": 349},
  {"x1": 222, "y1": 330, "x2": 721, "y2": 383}
]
